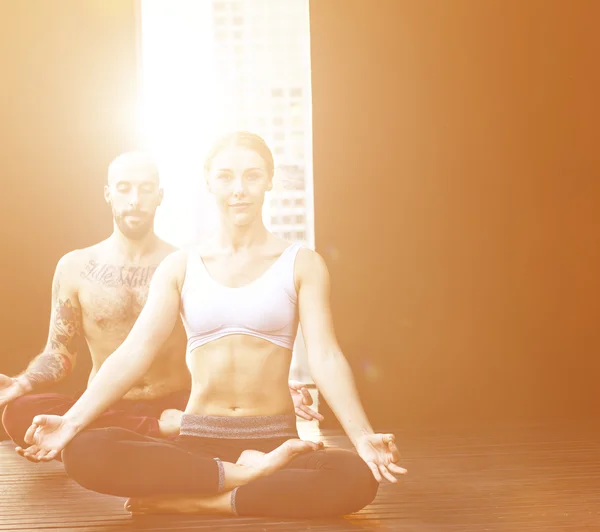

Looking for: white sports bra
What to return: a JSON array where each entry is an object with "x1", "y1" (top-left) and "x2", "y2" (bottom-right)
[{"x1": 180, "y1": 243, "x2": 304, "y2": 352}]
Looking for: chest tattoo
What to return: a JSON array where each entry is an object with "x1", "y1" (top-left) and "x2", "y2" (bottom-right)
[{"x1": 80, "y1": 260, "x2": 158, "y2": 288}]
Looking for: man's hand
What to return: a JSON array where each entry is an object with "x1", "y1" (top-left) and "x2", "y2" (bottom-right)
[
  {"x1": 158, "y1": 409, "x2": 184, "y2": 438},
  {"x1": 355, "y1": 433, "x2": 407, "y2": 483},
  {"x1": 0, "y1": 374, "x2": 30, "y2": 409},
  {"x1": 288, "y1": 380, "x2": 324, "y2": 422},
  {"x1": 16, "y1": 414, "x2": 79, "y2": 462}
]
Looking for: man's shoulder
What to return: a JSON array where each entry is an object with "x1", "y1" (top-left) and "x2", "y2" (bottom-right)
[
  {"x1": 55, "y1": 242, "x2": 107, "y2": 282},
  {"x1": 56, "y1": 248, "x2": 87, "y2": 271}
]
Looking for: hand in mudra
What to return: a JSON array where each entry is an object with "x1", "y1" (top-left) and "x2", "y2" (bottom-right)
[
  {"x1": 17, "y1": 414, "x2": 79, "y2": 462},
  {"x1": 288, "y1": 380, "x2": 324, "y2": 422},
  {"x1": 0, "y1": 374, "x2": 27, "y2": 408},
  {"x1": 355, "y1": 433, "x2": 407, "y2": 483}
]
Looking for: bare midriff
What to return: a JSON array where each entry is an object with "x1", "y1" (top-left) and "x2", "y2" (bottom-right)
[{"x1": 185, "y1": 334, "x2": 295, "y2": 417}]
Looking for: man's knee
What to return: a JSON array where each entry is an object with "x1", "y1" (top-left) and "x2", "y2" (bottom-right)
[{"x1": 2, "y1": 395, "x2": 38, "y2": 446}]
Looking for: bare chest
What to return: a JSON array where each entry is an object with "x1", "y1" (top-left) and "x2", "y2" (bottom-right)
[{"x1": 78, "y1": 260, "x2": 159, "y2": 330}]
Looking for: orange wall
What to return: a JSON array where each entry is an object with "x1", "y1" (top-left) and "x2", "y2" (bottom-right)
[
  {"x1": 0, "y1": 1, "x2": 139, "y2": 394},
  {"x1": 310, "y1": 0, "x2": 600, "y2": 426},
  {"x1": 1, "y1": 0, "x2": 598, "y2": 433}
]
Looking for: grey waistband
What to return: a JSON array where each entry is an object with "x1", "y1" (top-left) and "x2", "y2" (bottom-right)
[{"x1": 180, "y1": 413, "x2": 298, "y2": 439}]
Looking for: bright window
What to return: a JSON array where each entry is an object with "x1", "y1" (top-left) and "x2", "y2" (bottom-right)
[{"x1": 138, "y1": 0, "x2": 315, "y2": 383}]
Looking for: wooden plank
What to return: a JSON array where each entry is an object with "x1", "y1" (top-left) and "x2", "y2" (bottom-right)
[{"x1": 1, "y1": 421, "x2": 600, "y2": 531}]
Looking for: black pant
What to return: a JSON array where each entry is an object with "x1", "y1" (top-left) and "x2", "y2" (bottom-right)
[
  {"x1": 2, "y1": 391, "x2": 190, "y2": 447},
  {"x1": 62, "y1": 427, "x2": 379, "y2": 518}
]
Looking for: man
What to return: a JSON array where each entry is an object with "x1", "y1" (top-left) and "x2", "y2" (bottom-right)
[{"x1": 1, "y1": 152, "x2": 321, "y2": 449}]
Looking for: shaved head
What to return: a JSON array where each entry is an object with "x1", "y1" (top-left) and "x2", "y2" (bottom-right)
[{"x1": 107, "y1": 151, "x2": 159, "y2": 185}]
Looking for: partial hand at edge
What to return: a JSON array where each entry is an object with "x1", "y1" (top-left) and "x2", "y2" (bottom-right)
[{"x1": 0, "y1": 374, "x2": 29, "y2": 409}]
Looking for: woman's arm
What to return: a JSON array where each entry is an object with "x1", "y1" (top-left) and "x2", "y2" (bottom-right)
[
  {"x1": 297, "y1": 249, "x2": 405, "y2": 482},
  {"x1": 62, "y1": 251, "x2": 185, "y2": 431},
  {"x1": 296, "y1": 249, "x2": 373, "y2": 444}
]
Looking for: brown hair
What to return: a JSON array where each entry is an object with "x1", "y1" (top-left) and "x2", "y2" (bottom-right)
[{"x1": 204, "y1": 131, "x2": 275, "y2": 178}]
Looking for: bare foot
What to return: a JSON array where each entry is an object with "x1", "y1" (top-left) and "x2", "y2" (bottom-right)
[
  {"x1": 158, "y1": 409, "x2": 184, "y2": 438},
  {"x1": 236, "y1": 438, "x2": 323, "y2": 477}
]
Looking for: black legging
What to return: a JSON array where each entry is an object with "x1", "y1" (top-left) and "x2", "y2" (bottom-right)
[{"x1": 62, "y1": 427, "x2": 379, "y2": 518}]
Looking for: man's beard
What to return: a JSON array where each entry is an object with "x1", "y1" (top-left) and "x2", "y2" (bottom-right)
[{"x1": 114, "y1": 210, "x2": 155, "y2": 240}]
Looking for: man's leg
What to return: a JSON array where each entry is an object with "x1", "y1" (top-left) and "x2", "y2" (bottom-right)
[
  {"x1": 2, "y1": 393, "x2": 75, "y2": 447},
  {"x1": 2, "y1": 389, "x2": 192, "y2": 449}
]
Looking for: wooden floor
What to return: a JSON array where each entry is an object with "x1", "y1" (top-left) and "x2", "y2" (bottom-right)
[{"x1": 1, "y1": 419, "x2": 599, "y2": 531}]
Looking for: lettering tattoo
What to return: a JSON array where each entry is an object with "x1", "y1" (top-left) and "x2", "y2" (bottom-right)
[
  {"x1": 80, "y1": 260, "x2": 158, "y2": 288},
  {"x1": 25, "y1": 297, "x2": 82, "y2": 389}
]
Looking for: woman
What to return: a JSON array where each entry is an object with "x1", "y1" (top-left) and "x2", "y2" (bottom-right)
[{"x1": 20, "y1": 132, "x2": 406, "y2": 518}]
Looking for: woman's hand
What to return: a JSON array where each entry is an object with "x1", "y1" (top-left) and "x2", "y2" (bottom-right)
[
  {"x1": 355, "y1": 433, "x2": 407, "y2": 482},
  {"x1": 16, "y1": 415, "x2": 80, "y2": 462}
]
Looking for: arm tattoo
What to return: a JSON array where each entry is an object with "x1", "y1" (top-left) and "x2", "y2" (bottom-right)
[
  {"x1": 49, "y1": 298, "x2": 82, "y2": 354},
  {"x1": 25, "y1": 297, "x2": 82, "y2": 388},
  {"x1": 26, "y1": 353, "x2": 73, "y2": 388}
]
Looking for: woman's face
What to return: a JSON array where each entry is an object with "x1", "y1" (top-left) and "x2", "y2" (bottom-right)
[{"x1": 206, "y1": 145, "x2": 272, "y2": 226}]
